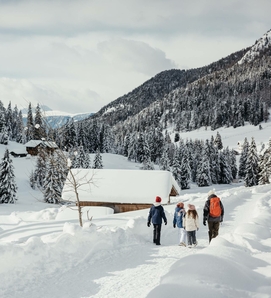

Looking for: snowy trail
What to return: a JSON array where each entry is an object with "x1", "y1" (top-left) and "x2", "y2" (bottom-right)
[{"x1": 1, "y1": 185, "x2": 271, "y2": 298}]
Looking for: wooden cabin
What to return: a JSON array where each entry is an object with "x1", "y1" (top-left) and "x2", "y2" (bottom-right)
[
  {"x1": 62, "y1": 169, "x2": 180, "y2": 213},
  {"x1": 25, "y1": 140, "x2": 58, "y2": 156}
]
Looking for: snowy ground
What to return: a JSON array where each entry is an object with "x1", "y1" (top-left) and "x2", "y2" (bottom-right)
[{"x1": 0, "y1": 123, "x2": 271, "y2": 298}]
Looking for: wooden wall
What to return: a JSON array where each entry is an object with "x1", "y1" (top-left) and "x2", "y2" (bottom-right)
[{"x1": 79, "y1": 201, "x2": 153, "y2": 213}]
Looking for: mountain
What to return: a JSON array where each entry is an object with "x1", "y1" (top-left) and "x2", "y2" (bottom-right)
[
  {"x1": 91, "y1": 47, "x2": 249, "y2": 126},
  {"x1": 22, "y1": 105, "x2": 94, "y2": 129},
  {"x1": 80, "y1": 29, "x2": 271, "y2": 142}
]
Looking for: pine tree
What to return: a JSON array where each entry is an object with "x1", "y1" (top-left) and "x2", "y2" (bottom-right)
[
  {"x1": 218, "y1": 149, "x2": 233, "y2": 184},
  {"x1": 0, "y1": 100, "x2": 6, "y2": 133},
  {"x1": 244, "y1": 137, "x2": 259, "y2": 187},
  {"x1": 159, "y1": 147, "x2": 171, "y2": 171},
  {"x1": 127, "y1": 133, "x2": 137, "y2": 161},
  {"x1": 141, "y1": 139, "x2": 154, "y2": 170},
  {"x1": 73, "y1": 146, "x2": 88, "y2": 168},
  {"x1": 238, "y1": 137, "x2": 249, "y2": 178},
  {"x1": 172, "y1": 148, "x2": 181, "y2": 186},
  {"x1": 34, "y1": 148, "x2": 48, "y2": 188},
  {"x1": 0, "y1": 126, "x2": 9, "y2": 145},
  {"x1": 209, "y1": 137, "x2": 219, "y2": 184},
  {"x1": 43, "y1": 154, "x2": 62, "y2": 204},
  {"x1": 5, "y1": 102, "x2": 13, "y2": 140},
  {"x1": 230, "y1": 149, "x2": 238, "y2": 180},
  {"x1": 179, "y1": 146, "x2": 191, "y2": 189},
  {"x1": 26, "y1": 102, "x2": 34, "y2": 142},
  {"x1": 214, "y1": 132, "x2": 223, "y2": 150},
  {"x1": 196, "y1": 154, "x2": 211, "y2": 187},
  {"x1": 258, "y1": 148, "x2": 271, "y2": 185},
  {"x1": 0, "y1": 149, "x2": 17, "y2": 203},
  {"x1": 16, "y1": 110, "x2": 25, "y2": 143},
  {"x1": 34, "y1": 104, "x2": 46, "y2": 140},
  {"x1": 136, "y1": 132, "x2": 145, "y2": 163},
  {"x1": 93, "y1": 150, "x2": 103, "y2": 169}
]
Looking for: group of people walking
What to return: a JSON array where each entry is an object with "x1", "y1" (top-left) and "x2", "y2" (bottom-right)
[{"x1": 147, "y1": 190, "x2": 224, "y2": 247}]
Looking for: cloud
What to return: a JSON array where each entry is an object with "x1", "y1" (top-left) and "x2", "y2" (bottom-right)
[
  {"x1": 0, "y1": 0, "x2": 270, "y2": 113},
  {"x1": 98, "y1": 39, "x2": 177, "y2": 76},
  {"x1": 0, "y1": 78, "x2": 105, "y2": 114}
]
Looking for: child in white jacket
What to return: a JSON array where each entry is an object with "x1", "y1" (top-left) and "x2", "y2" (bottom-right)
[{"x1": 183, "y1": 204, "x2": 199, "y2": 247}]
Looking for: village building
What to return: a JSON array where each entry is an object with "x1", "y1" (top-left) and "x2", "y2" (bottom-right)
[
  {"x1": 25, "y1": 140, "x2": 58, "y2": 156},
  {"x1": 62, "y1": 169, "x2": 180, "y2": 213}
]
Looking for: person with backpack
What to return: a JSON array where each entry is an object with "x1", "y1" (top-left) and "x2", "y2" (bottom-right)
[
  {"x1": 147, "y1": 196, "x2": 167, "y2": 245},
  {"x1": 203, "y1": 190, "x2": 224, "y2": 243},
  {"x1": 173, "y1": 202, "x2": 187, "y2": 246},
  {"x1": 183, "y1": 204, "x2": 199, "y2": 248}
]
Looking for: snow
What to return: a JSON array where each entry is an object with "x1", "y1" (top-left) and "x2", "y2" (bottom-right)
[
  {"x1": 1, "y1": 122, "x2": 271, "y2": 298},
  {"x1": 238, "y1": 29, "x2": 271, "y2": 65}
]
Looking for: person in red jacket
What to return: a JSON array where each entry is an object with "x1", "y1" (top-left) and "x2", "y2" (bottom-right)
[{"x1": 147, "y1": 196, "x2": 167, "y2": 245}]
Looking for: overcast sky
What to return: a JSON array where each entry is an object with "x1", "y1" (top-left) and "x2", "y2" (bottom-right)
[{"x1": 0, "y1": 0, "x2": 270, "y2": 114}]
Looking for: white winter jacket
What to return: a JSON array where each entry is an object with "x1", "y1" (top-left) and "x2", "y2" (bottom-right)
[{"x1": 183, "y1": 213, "x2": 199, "y2": 232}]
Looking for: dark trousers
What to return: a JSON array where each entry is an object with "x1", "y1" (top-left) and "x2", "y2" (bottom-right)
[
  {"x1": 187, "y1": 230, "x2": 197, "y2": 246},
  {"x1": 208, "y1": 221, "x2": 220, "y2": 242},
  {"x1": 153, "y1": 224, "x2": 162, "y2": 245}
]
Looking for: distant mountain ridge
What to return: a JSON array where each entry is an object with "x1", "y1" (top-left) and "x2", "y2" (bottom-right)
[{"x1": 22, "y1": 106, "x2": 94, "y2": 129}]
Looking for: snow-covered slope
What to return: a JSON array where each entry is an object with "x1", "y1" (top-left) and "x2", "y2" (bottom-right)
[{"x1": 238, "y1": 29, "x2": 271, "y2": 65}]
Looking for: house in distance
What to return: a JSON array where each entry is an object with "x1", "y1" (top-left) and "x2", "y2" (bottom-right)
[
  {"x1": 62, "y1": 169, "x2": 180, "y2": 213},
  {"x1": 25, "y1": 140, "x2": 58, "y2": 156}
]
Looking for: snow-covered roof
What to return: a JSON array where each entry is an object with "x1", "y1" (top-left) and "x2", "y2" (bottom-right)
[
  {"x1": 25, "y1": 140, "x2": 58, "y2": 148},
  {"x1": 62, "y1": 169, "x2": 180, "y2": 204}
]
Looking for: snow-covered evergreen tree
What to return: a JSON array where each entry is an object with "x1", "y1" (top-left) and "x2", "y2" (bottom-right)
[
  {"x1": 196, "y1": 154, "x2": 212, "y2": 187},
  {"x1": 16, "y1": 110, "x2": 25, "y2": 143},
  {"x1": 244, "y1": 137, "x2": 259, "y2": 187},
  {"x1": 127, "y1": 133, "x2": 137, "y2": 161},
  {"x1": 230, "y1": 149, "x2": 238, "y2": 180},
  {"x1": 43, "y1": 154, "x2": 62, "y2": 204},
  {"x1": 0, "y1": 100, "x2": 6, "y2": 133},
  {"x1": 209, "y1": 136, "x2": 219, "y2": 184},
  {"x1": 0, "y1": 126, "x2": 9, "y2": 145},
  {"x1": 258, "y1": 147, "x2": 271, "y2": 185},
  {"x1": 218, "y1": 149, "x2": 233, "y2": 184},
  {"x1": 34, "y1": 104, "x2": 46, "y2": 140},
  {"x1": 172, "y1": 147, "x2": 181, "y2": 186},
  {"x1": 5, "y1": 102, "x2": 13, "y2": 140},
  {"x1": 136, "y1": 132, "x2": 145, "y2": 163},
  {"x1": 140, "y1": 138, "x2": 154, "y2": 170},
  {"x1": 34, "y1": 148, "x2": 48, "y2": 188},
  {"x1": 238, "y1": 137, "x2": 249, "y2": 178},
  {"x1": 0, "y1": 149, "x2": 17, "y2": 203},
  {"x1": 93, "y1": 149, "x2": 103, "y2": 169},
  {"x1": 214, "y1": 132, "x2": 223, "y2": 150},
  {"x1": 179, "y1": 146, "x2": 191, "y2": 189},
  {"x1": 159, "y1": 147, "x2": 171, "y2": 171},
  {"x1": 26, "y1": 102, "x2": 34, "y2": 142},
  {"x1": 73, "y1": 146, "x2": 89, "y2": 168}
]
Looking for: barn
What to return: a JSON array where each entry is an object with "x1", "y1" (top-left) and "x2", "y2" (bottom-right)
[{"x1": 62, "y1": 169, "x2": 180, "y2": 213}]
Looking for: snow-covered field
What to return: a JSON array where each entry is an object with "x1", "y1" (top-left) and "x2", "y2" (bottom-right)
[{"x1": 0, "y1": 122, "x2": 271, "y2": 298}]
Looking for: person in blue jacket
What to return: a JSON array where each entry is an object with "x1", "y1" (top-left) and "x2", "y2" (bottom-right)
[
  {"x1": 173, "y1": 202, "x2": 187, "y2": 246},
  {"x1": 147, "y1": 196, "x2": 167, "y2": 245}
]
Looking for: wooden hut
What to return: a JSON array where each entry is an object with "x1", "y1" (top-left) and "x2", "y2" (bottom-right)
[
  {"x1": 25, "y1": 140, "x2": 58, "y2": 156},
  {"x1": 62, "y1": 169, "x2": 180, "y2": 213}
]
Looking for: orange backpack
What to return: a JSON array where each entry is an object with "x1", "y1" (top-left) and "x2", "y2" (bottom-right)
[{"x1": 209, "y1": 197, "x2": 221, "y2": 217}]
